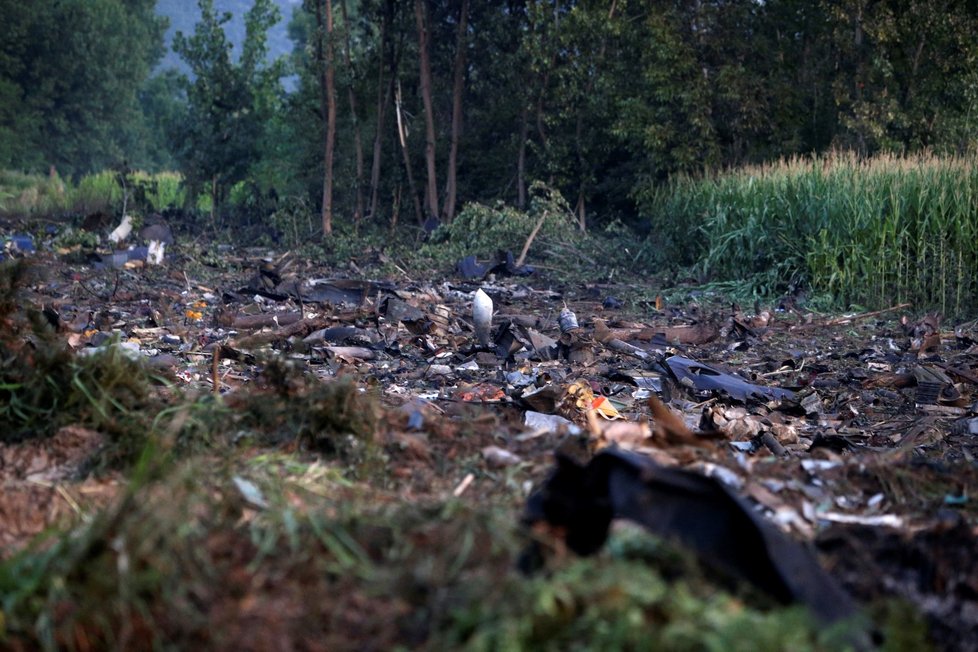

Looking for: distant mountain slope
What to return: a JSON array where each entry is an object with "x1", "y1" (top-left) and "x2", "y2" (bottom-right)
[{"x1": 155, "y1": 0, "x2": 301, "y2": 73}]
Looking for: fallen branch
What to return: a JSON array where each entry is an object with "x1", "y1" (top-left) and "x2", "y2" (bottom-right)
[
  {"x1": 515, "y1": 211, "x2": 548, "y2": 269},
  {"x1": 822, "y1": 302, "x2": 912, "y2": 326}
]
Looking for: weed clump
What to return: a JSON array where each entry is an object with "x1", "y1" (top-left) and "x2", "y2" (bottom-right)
[
  {"x1": 0, "y1": 262, "x2": 157, "y2": 458},
  {"x1": 221, "y1": 357, "x2": 381, "y2": 466},
  {"x1": 0, "y1": 460, "x2": 896, "y2": 651},
  {"x1": 425, "y1": 183, "x2": 582, "y2": 266}
]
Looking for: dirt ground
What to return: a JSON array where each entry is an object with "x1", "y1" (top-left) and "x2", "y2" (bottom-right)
[{"x1": 2, "y1": 220, "x2": 977, "y2": 650}]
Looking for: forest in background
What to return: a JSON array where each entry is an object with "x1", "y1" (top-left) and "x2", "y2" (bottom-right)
[
  {"x1": 3, "y1": 0, "x2": 978, "y2": 313},
  {"x1": 4, "y1": 0, "x2": 978, "y2": 226}
]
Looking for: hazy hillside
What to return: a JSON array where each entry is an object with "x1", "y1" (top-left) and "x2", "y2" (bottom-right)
[{"x1": 155, "y1": 0, "x2": 301, "y2": 73}]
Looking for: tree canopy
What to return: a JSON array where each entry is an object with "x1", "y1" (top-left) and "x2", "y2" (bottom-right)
[
  {"x1": 2, "y1": 0, "x2": 978, "y2": 227},
  {"x1": 0, "y1": 0, "x2": 166, "y2": 176}
]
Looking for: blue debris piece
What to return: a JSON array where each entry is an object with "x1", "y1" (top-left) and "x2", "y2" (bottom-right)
[
  {"x1": 3, "y1": 234, "x2": 35, "y2": 256},
  {"x1": 407, "y1": 409, "x2": 425, "y2": 431},
  {"x1": 127, "y1": 246, "x2": 149, "y2": 261}
]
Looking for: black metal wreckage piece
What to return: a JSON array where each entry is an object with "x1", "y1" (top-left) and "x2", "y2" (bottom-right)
[{"x1": 522, "y1": 448, "x2": 861, "y2": 628}]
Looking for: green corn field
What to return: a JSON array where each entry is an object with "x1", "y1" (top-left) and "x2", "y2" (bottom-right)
[{"x1": 642, "y1": 152, "x2": 978, "y2": 316}]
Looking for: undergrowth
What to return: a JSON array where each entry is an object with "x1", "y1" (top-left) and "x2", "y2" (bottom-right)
[
  {"x1": 0, "y1": 170, "x2": 185, "y2": 217},
  {"x1": 0, "y1": 453, "x2": 905, "y2": 651},
  {"x1": 261, "y1": 182, "x2": 644, "y2": 286},
  {"x1": 0, "y1": 261, "x2": 157, "y2": 453}
]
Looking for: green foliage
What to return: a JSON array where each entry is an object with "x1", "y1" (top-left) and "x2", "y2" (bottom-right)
[
  {"x1": 70, "y1": 171, "x2": 123, "y2": 215},
  {"x1": 449, "y1": 559, "x2": 843, "y2": 651},
  {"x1": 0, "y1": 170, "x2": 69, "y2": 215},
  {"x1": 170, "y1": 0, "x2": 286, "y2": 213},
  {"x1": 424, "y1": 184, "x2": 581, "y2": 265},
  {"x1": 0, "y1": 170, "x2": 186, "y2": 217},
  {"x1": 268, "y1": 195, "x2": 317, "y2": 246},
  {"x1": 131, "y1": 171, "x2": 185, "y2": 212},
  {"x1": 639, "y1": 153, "x2": 978, "y2": 315},
  {"x1": 0, "y1": 0, "x2": 167, "y2": 175}
]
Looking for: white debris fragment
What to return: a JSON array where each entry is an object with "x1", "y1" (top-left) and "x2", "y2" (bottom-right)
[
  {"x1": 817, "y1": 512, "x2": 903, "y2": 528},
  {"x1": 472, "y1": 288, "x2": 493, "y2": 347},
  {"x1": 108, "y1": 214, "x2": 133, "y2": 244},
  {"x1": 453, "y1": 472, "x2": 475, "y2": 497},
  {"x1": 482, "y1": 445, "x2": 523, "y2": 468},
  {"x1": 801, "y1": 459, "x2": 842, "y2": 473},
  {"x1": 147, "y1": 239, "x2": 166, "y2": 265},
  {"x1": 232, "y1": 476, "x2": 268, "y2": 509},
  {"x1": 77, "y1": 340, "x2": 143, "y2": 360},
  {"x1": 523, "y1": 410, "x2": 581, "y2": 435},
  {"x1": 426, "y1": 364, "x2": 453, "y2": 377}
]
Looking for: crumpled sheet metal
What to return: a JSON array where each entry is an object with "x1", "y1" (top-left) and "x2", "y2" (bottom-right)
[
  {"x1": 523, "y1": 448, "x2": 859, "y2": 627},
  {"x1": 665, "y1": 355, "x2": 795, "y2": 403}
]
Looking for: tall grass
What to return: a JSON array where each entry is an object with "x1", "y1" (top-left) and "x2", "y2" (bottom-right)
[
  {"x1": 640, "y1": 152, "x2": 978, "y2": 316},
  {"x1": 71, "y1": 170, "x2": 122, "y2": 213},
  {"x1": 0, "y1": 170, "x2": 186, "y2": 216},
  {"x1": 0, "y1": 169, "x2": 69, "y2": 215}
]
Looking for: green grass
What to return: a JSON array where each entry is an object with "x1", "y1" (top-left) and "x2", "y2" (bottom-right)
[
  {"x1": 0, "y1": 169, "x2": 71, "y2": 215},
  {"x1": 0, "y1": 170, "x2": 187, "y2": 217},
  {"x1": 639, "y1": 152, "x2": 978, "y2": 316}
]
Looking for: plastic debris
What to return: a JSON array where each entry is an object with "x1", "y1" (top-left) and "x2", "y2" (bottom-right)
[{"x1": 4, "y1": 234, "x2": 35, "y2": 255}]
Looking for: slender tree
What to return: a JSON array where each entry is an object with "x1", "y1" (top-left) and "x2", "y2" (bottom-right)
[
  {"x1": 442, "y1": 0, "x2": 469, "y2": 223},
  {"x1": 368, "y1": 0, "x2": 396, "y2": 220},
  {"x1": 414, "y1": 0, "x2": 439, "y2": 221},
  {"x1": 395, "y1": 78, "x2": 424, "y2": 226},
  {"x1": 339, "y1": 0, "x2": 365, "y2": 224},
  {"x1": 312, "y1": 0, "x2": 338, "y2": 235}
]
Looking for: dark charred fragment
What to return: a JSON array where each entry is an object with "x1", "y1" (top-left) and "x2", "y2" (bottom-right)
[{"x1": 523, "y1": 448, "x2": 861, "y2": 629}]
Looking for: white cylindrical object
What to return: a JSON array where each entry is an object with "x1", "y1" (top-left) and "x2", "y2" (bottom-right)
[
  {"x1": 473, "y1": 288, "x2": 493, "y2": 347},
  {"x1": 558, "y1": 307, "x2": 579, "y2": 333}
]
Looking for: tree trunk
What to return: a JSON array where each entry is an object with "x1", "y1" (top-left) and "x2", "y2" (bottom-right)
[
  {"x1": 516, "y1": 101, "x2": 529, "y2": 209},
  {"x1": 395, "y1": 78, "x2": 424, "y2": 226},
  {"x1": 368, "y1": 1, "x2": 394, "y2": 220},
  {"x1": 575, "y1": 192, "x2": 586, "y2": 233},
  {"x1": 339, "y1": 0, "x2": 364, "y2": 224},
  {"x1": 315, "y1": 0, "x2": 337, "y2": 236},
  {"x1": 414, "y1": 0, "x2": 439, "y2": 220},
  {"x1": 443, "y1": 0, "x2": 468, "y2": 223},
  {"x1": 535, "y1": 67, "x2": 553, "y2": 185},
  {"x1": 571, "y1": 0, "x2": 617, "y2": 234}
]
